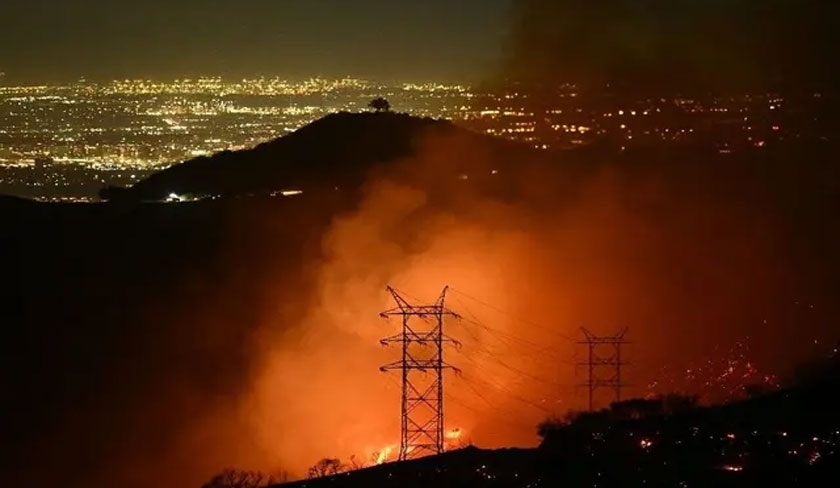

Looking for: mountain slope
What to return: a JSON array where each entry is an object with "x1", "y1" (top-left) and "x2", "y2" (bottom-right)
[
  {"x1": 274, "y1": 374, "x2": 840, "y2": 487},
  {"x1": 103, "y1": 112, "x2": 551, "y2": 202}
]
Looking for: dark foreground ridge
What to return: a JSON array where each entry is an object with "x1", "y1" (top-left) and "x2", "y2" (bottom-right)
[{"x1": 277, "y1": 359, "x2": 840, "y2": 487}]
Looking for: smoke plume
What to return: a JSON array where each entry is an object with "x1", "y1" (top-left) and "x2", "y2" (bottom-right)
[
  {"x1": 215, "y1": 128, "x2": 836, "y2": 480},
  {"x1": 9, "y1": 124, "x2": 838, "y2": 488},
  {"x1": 499, "y1": 0, "x2": 839, "y2": 93}
]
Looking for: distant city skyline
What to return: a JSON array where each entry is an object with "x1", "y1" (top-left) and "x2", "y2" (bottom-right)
[
  {"x1": 0, "y1": 75, "x2": 476, "y2": 86},
  {"x1": 2, "y1": 1, "x2": 838, "y2": 92},
  {"x1": 0, "y1": 0, "x2": 511, "y2": 84}
]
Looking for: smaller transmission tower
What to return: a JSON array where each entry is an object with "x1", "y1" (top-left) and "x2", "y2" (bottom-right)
[
  {"x1": 380, "y1": 286, "x2": 460, "y2": 461},
  {"x1": 577, "y1": 327, "x2": 629, "y2": 411}
]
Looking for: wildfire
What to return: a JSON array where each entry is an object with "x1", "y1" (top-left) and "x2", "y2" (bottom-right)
[
  {"x1": 445, "y1": 427, "x2": 466, "y2": 450},
  {"x1": 374, "y1": 445, "x2": 397, "y2": 465},
  {"x1": 371, "y1": 428, "x2": 464, "y2": 465},
  {"x1": 647, "y1": 338, "x2": 779, "y2": 403}
]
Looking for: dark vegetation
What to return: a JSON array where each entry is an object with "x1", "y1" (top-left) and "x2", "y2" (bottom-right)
[
  {"x1": 367, "y1": 97, "x2": 391, "y2": 113},
  {"x1": 306, "y1": 459, "x2": 345, "y2": 479},
  {"x1": 275, "y1": 352, "x2": 840, "y2": 487},
  {"x1": 202, "y1": 469, "x2": 285, "y2": 488},
  {"x1": 1, "y1": 112, "x2": 839, "y2": 487}
]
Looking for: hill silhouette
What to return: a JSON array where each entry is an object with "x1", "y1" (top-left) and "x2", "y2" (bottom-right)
[
  {"x1": 102, "y1": 112, "x2": 554, "y2": 202},
  {"x1": 273, "y1": 362, "x2": 840, "y2": 487},
  {"x1": 2, "y1": 113, "x2": 839, "y2": 488}
]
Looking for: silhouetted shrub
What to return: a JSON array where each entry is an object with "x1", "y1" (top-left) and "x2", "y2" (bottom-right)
[
  {"x1": 200, "y1": 468, "x2": 277, "y2": 488},
  {"x1": 306, "y1": 458, "x2": 345, "y2": 479},
  {"x1": 661, "y1": 393, "x2": 699, "y2": 414}
]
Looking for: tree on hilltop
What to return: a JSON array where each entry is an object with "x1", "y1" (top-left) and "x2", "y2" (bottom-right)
[{"x1": 368, "y1": 97, "x2": 391, "y2": 112}]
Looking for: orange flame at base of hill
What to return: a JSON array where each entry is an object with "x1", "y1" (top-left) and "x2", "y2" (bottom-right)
[{"x1": 371, "y1": 428, "x2": 464, "y2": 465}]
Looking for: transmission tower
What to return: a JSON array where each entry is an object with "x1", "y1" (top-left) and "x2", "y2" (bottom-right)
[
  {"x1": 380, "y1": 286, "x2": 460, "y2": 461},
  {"x1": 577, "y1": 327, "x2": 629, "y2": 411}
]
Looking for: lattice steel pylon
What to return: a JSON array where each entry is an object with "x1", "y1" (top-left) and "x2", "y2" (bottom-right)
[
  {"x1": 577, "y1": 327, "x2": 630, "y2": 411},
  {"x1": 380, "y1": 286, "x2": 461, "y2": 461}
]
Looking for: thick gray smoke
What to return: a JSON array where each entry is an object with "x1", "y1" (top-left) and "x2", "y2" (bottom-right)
[{"x1": 500, "y1": 0, "x2": 838, "y2": 92}]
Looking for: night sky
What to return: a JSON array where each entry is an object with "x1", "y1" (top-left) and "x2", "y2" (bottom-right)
[
  {"x1": 503, "y1": 0, "x2": 840, "y2": 93},
  {"x1": 0, "y1": 1, "x2": 837, "y2": 88},
  {"x1": 0, "y1": 0, "x2": 511, "y2": 83}
]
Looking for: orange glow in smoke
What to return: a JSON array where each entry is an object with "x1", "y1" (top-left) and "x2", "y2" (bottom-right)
[{"x1": 220, "y1": 128, "x2": 801, "y2": 481}]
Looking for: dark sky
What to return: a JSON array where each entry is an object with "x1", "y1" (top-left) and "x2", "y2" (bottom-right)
[
  {"x1": 1, "y1": 0, "x2": 837, "y2": 89},
  {"x1": 504, "y1": 0, "x2": 840, "y2": 93},
  {"x1": 0, "y1": 0, "x2": 512, "y2": 83}
]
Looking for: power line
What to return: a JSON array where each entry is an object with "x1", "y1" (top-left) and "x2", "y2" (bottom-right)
[
  {"x1": 386, "y1": 287, "x2": 559, "y2": 387},
  {"x1": 379, "y1": 286, "x2": 460, "y2": 461},
  {"x1": 458, "y1": 313, "x2": 577, "y2": 366},
  {"x1": 383, "y1": 297, "x2": 562, "y2": 414},
  {"x1": 449, "y1": 287, "x2": 578, "y2": 343},
  {"x1": 450, "y1": 296, "x2": 575, "y2": 385},
  {"x1": 450, "y1": 293, "x2": 577, "y2": 367},
  {"x1": 444, "y1": 392, "x2": 539, "y2": 433},
  {"x1": 577, "y1": 327, "x2": 630, "y2": 411},
  {"x1": 463, "y1": 374, "x2": 554, "y2": 414},
  {"x1": 379, "y1": 285, "x2": 578, "y2": 459},
  {"x1": 446, "y1": 294, "x2": 580, "y2": 416},
  {"x1": 460, "y1": 343, "x2": 572, "y2": 390},
  {"x1": 454, "y1": 351, "x2": 568, "y2": 414},
  {"x1": 399, "y1": 287, "x2": 564, "y2": 360}
]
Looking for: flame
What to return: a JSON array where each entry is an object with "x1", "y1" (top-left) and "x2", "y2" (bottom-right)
[
  {"x1": 445, "y1": 428, "x2": 462, "y2": 440},
  {"x1": 374, "y1": 444, "x2": 397, "y2": 465},
  {"x1": 444, "y1": 427, "x2": 466, "y2": 451},
  {"x1": 371, "y1": 430, "x2": 462, "y2": 465}
]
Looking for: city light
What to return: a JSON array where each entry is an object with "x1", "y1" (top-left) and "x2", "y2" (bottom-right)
[{"x1": 0, "y1": 78, "x2": 823, "y2": 200}]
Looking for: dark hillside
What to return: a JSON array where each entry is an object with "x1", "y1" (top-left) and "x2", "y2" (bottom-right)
[
  {"x1": 0, "y1": 196, "x2": 332, "y2": 488},
  {"x1": 278, "y1": 371, "x2": 840, "y2": 487},
  {"x1": 108, "y1": 112, "x2": 555, "y2": 202}
]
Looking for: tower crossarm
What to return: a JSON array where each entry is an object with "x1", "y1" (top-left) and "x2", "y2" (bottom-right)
[{"x1": 379, "y1": 285, "x2": 460, "y2": 461}]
